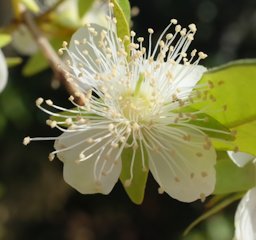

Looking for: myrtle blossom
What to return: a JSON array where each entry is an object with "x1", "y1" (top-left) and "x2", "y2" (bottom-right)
[
  {"x1": 0, "y1": 49, "x2": 8, "y2": 92},
  {"x1": 23, "y1": 4, "x2": 231, "y2": 202},
  {"x1": 234, "y1": 187, "x2": 256, "y2": 240},
  {"x1": 228, "y1": 151, "x2": 256, "y2": 167},
  {"x1": 12, "y1": 24, "x2": 38, "y2": 55},
  {"x1": 228, "y1": 150, "x2": 256, "y2": 239}
]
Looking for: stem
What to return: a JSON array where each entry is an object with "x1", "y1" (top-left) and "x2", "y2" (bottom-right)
[
  {"x1": 183, "y1": 192, "x2": 244, "y2": 236},
  {"x1": 22, "y1": 10, "x2": 86, "y2": 105}
]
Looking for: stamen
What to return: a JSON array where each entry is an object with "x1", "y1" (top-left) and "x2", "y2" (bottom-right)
[
  {"x1": 48, "y1": 153, "x2": 55, "y2": 161},
  {"x1": 36, "y1": 97, "x2": 44, "y2": 106},
  {"x1": 23, "y1": 136, "x2": 31, "y2": 145},
  {"x1": 24, "y1": 12, "x2": 231, "y2": 203},
  {"x1": 158, "y1": 187, "x2": 165, "y2": 194},
  {"x1": 200, "y1": 193, "x2": 206, "y2": 202}
]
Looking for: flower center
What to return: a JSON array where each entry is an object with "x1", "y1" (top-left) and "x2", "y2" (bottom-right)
[{"x1": 119, "y1": 90, "x2": 152, "y2": 123}]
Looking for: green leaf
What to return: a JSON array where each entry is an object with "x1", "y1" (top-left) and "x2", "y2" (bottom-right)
[
  {"x1": 22, "y1": 38, "x2": 63, "y2": 76},
  {"x1": 214, "y1": 151, "x2": 256, "y2": 194},
  {"x1": 111, "y1": 0, "x2": 130, "y2": 48},
  {"x1": 178, "y1": 106, "x2": 234, "y2": 143},
  {"x1": 183, "y1": 193, "x2": 243, "y2": 236},
  {"x1": 231, "y1": 119, "x2": 256, "y2": 156},
  {"x1": 21, "y1": 0, "x2": 40, "y2": 13},
  {"x1": 195, "y1": 59, "x2": 256, "y2": 154},
  {"x1": 6, "y1": 57, "x2": 22, "y2": 67},
  {"x1": 22, "y1": 51, "x2": 48, "y2": 76},
  {"x1": 0, "y1": 34, "x2": 11, "y2": 48},
  {"x1": 78, "y1": 0, "x2": 95, "y2": 18},
  {"x1": 120, "y1": 147, "x2": 148, "y2": 204},
  {"x1": 113, "y1": 0, "x2": 131, "y2": 25}
]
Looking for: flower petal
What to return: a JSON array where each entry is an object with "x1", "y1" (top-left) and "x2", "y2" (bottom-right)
[
  {"x1": 81, "y1": 1, "x2": 108, "y2": 27},
  {"x1": 0, "y1": 49, "x2": 8, "y2": 92},
  {"x1": 55, "y1": 0, "x2": 79, "y2": 26},
  {"x1": 227, "y1": 151, "x2": 255, "y2": 167},
  {"x1": 68, "y1": 23, "x2": 113, "y2": 90},
  {"x1": 12, "y1": 24, "x2": 38, "y2": 55},
  {"x1": 174, "y1": 64, "x2": 207, "y2": 89},
  {"x1": 147, "y1": 126, "x2": 216, "y2": 202},
  {"x1": 54, "y1": 129, "x2": 122, "y2": 194},
  {"x1": 234, "y1": 187, "x2": 256, "y2": 240}
]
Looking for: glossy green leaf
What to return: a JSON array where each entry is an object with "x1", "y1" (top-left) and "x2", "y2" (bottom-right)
[
  {"x1": 114, "y1": 0, "x2": 130, "y2": 25},
  {"x1": 21, "y1": 0, "x2": 40, "y2": 13},
  {"x1": 178, "y1": 106, "x2": 234, "y2": 142},
  {"x1": 78, "y1": 0, "x2": 95, "y2": 18},
  {"x1": 195, "y1": 59, "x2": 256, "y2": 154},
  {"x1": 22, "y1": 38, "x2": 63, "y2": 76},
  {"x1": 6, "y1": 57, "x2": 22, "y2": 67},
  {"x1": 231, "y1": 119, "x2": 256, "y2": 156},
  {"x1": 120, "y1": 147, "x2": 148, "y2": 204},
  {"x1": 22, "y1": 51, "x2": 48, "y2": 76},
  {"x1": 0, "y1": 34, "x2": 11, "y2": 48},
  {"x1": 214, "y1": 151, "x2": 256, "y2": 194},
  {"x1": 111, "y1": 0, "x2": 130, "y2": 44}
]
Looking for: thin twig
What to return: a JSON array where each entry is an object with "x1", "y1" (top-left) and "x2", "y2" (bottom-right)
[{"x1": 22, "y1": 10, "x2": 86, "y2": 105}]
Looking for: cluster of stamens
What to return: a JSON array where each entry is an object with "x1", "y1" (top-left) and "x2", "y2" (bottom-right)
[{"x1": 23, "y1": 3, "x2": 236, "y2": 200}]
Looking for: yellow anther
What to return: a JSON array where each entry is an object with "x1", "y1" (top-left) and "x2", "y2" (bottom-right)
[
  {"x1": 23, "y1": 136, "x2": 31, "y2": 145},
  {"x1": 36, "y1": 97, "x2": 44, "y2": 106}
]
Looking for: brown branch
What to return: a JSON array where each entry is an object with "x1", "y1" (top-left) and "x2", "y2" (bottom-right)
[{"x1": 22, "y1": 10, "x2": 86, "y2": 105}]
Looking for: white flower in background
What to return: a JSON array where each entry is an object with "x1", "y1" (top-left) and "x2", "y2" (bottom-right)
[
  {"x1": 228, "y1": 151, "x2": 256, "y2": 239},
  {"x1": 82, "y1": 1, "x2": 108, "y2": 27},
  {"x1": 234, "y1": 187, "x2": 256, "y2": 240},
  {"x1": 12, "y1": 1, "x2": 107, "y2": 55},
  {"x1": 53, "y1": 0, "x2": 108, "y2": 27},
  {"x1": 23, "y1": 4, "x2": 233, "y2": 202},
  {"x1": 0, "y1": 49, "x2": 8, "y2": 92},
  {"x1": 12, "y1": 24, "x2": 38, "y2": 55},
  {"x1": 228, "y1": 151, "x2": 256, "y2": 167}
]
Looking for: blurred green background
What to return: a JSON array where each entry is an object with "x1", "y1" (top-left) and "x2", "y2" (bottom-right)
[{"x1": 0, "y1": 0, "x2": 255, "y2": 239}]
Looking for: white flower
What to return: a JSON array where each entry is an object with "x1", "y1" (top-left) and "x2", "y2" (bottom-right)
[
  {"x1": 12, "y1": 24, "x2": 38, "y2": 55},
  {"x1": 53, "y1": 0, "x2": 108, "y2": 27},
  {"x1": 234, "y1": 187, "x2": 256, "y2": 240},
  {"x1": 24, "y1": 5, "x2": 230, "y2": 202},
  {"x1": 228, "y1": 151, "x2": 256, "y2": 167},
  {"x1": 81, "y1": 1, "x2": 108, "y2": 27},
  {"x1": 0, "y1": 49, "x2": 8, "y2": 92},
  {"x1": 12, "y1": 1, "x2": 107, "y2": 56}
]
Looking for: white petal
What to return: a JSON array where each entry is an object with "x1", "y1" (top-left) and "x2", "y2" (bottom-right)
[
  {"x1": 227, "y1": 151, "x2": 255, "y2": 167},
  {"x1": 55, "y1": 0, "x2": 79, "y2": 25},
  {"x1": 234, "y1": 187, "x2": 256, "y2": 240},
  {"x1": 174, "y1": 64, "x2": 207, "y2": 89},
  {"x1": 147, "y1": 127, "x2": 216, "y2": 202},
  {"x1": 0, "y1": 49, "x2": 8, "y2": 92},
  {"x1": 69, "y1": 23, "x2": 106, "y2": 57},
  {"x1": 81, "y1": 1, "x2": 108, "y2": 27},
  {"x1": 68, "y1": 24, "x2": 114, "y2": 90},
  {"x1": 54, "y1": 129, "x2": 121, "y2": 194},
  {"x1": 12, "y1": 24, "x2": 38, "y2": 55}
]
